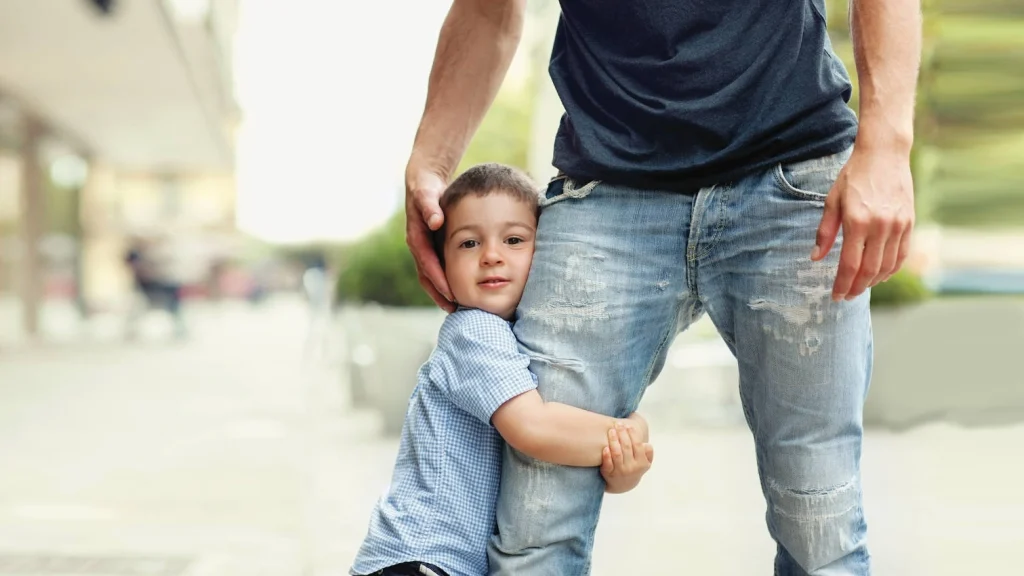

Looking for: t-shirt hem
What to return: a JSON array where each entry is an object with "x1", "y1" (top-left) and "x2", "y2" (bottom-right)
[{"x1": 553, "y1": 127, "x2": 858, "y2": 193}]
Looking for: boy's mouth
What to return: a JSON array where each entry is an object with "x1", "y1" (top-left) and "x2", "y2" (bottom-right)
[{"x1": 478, "y1": 276, "x2": 510, "y2": 289}]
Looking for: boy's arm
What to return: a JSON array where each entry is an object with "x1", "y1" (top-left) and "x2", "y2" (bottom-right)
[{"x1": 491, "y1": 390, "x2": 649, "y2": 467}]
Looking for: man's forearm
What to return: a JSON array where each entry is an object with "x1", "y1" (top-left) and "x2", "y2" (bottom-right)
[
  {"x1": 850, "y1": 0, "x2": 922, "y2": 154},
  {"x1": 407, "y1": 0, "x2": 526, "y2": 180}
]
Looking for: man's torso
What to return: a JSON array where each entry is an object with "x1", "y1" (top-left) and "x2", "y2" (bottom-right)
[{"x1": 550, "y1": 0, "x2": 859, "y2": 190}]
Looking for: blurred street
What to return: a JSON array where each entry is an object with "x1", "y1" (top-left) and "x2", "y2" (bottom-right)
[
  {"x1": 0, "y1": 296, "x2": 365, "y2": 576},
  {"x1": 0, "y1": 298, "x2": 1022, "y2": 575}
]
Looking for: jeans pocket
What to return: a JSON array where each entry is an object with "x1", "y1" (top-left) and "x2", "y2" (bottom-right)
[
  {"x1": 773, "y1": 145, "x2": 853, "y2": 201},
  {"x1": 540, "y1": 175, "x2": 601, "y2": 208}
]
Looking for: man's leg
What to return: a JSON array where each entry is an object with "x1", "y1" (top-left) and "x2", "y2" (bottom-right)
[
  {"x1": 699, "y1": 147, "x2": 872, "y2": 575},
  {"x1": 488, "y1": 178, "x2": 702, "y2": 575}
]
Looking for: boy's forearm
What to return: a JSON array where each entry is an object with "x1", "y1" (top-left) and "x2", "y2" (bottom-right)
[
  {"x1": 521, "y1": 402, "x2": 619, "y2": 467},
  {"x1": 407, "y1": 0, "x2": 526, "y2": 180},
  {"x1": 493, "y1": 391, "x2": 647, "y2": 467},
  {"x1": 849, "y1": 0, "x2": 922, "y2": 154}
]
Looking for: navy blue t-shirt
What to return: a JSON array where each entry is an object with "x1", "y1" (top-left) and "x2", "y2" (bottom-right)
[{"x1": 549, "y1": 0, "x2": 859, "y2": 191}]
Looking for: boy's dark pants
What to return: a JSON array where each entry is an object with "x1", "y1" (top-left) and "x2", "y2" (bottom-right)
[{"x1": 358, "y1": 562, "x2": 448, "y2": 576}]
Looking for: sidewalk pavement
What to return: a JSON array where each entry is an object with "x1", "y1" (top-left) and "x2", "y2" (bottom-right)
[{"x1": 0, "y1": 296, "x2": 360, "y2": 575}]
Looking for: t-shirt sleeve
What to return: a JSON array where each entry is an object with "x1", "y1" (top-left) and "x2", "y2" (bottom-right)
[{"x1": 431, "y1": 310, "x2": 538, "y2": 425}]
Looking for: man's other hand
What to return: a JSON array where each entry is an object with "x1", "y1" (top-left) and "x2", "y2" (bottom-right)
[{"x1": 812, "y1": 146, "x2": 915, "y2": 301}]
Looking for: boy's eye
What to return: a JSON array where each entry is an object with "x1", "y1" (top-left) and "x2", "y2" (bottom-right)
[
  {"x1": 459, "y1": 239, "x2": 478, "y2": 249},
  {"x1": 506, "y1": 237, "x2": 524, "y2": 245}
]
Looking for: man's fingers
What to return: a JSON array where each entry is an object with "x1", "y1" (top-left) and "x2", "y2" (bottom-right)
[
  {"x1": 414, "y1": 249, "x2": 453, "y2": 308},
  {"x1": 894, "y1": 226, "x2": 913, "y2": 274},
  {"x1": 872, "y1": 227, "x2": 902, "y2": 287},
  {"x1": 832, "y1": 216, "x2": 868, "y2": 301},
  {"x1": 418, "y1": 272, "x2": 456, "y2": 312},
  {"x1": 412, "y1": 189, "x2": 445, "y2": 232},
  {"x1": 848, "y1": 232, "x2": 887, "y2": 299},
  {"x1": 813, "y1": 191, "x2": 842, "y2": 261},
  {"x1": 407, "y1": 218, "x2": 453, "y2": 305}
]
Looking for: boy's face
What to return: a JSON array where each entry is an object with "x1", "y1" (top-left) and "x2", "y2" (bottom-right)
[{"x1": 443, "y1": 192, "x2": 537, "y2": 320}]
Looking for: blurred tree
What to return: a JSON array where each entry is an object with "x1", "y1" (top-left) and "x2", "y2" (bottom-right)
[
  {"x1": 335, "y1": 209, "x2": 434, "y2": 307},
  {"x1": 870, "y1": 268, "x2": 933, "y2": 308},
  {"x1": 453, "y1": 79, "x2": 535, "y2": 177}
]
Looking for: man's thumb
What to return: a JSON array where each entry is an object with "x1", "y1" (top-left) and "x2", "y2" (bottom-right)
[
  {"x1": 417, "y1": 197, "x2": 443, "y2": 231},
  {"x1": 813, "y1": 195, "x2": 841, "y2": 261}
]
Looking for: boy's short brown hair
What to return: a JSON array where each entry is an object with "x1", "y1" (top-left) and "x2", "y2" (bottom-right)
[{"x1": 433, "y1": 163, "x2": 540, "y2": 266}]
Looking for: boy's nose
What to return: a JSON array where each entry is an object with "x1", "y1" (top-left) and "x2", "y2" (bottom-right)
[{"x1": 481, "y1": 246, "x2": 503, "y2": 266}]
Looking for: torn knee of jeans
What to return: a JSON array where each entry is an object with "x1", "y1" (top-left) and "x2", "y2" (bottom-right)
[
  {"x1": 765, "y1": 475, "x2": 864, "y2": 572},
  {"x1": 766, "y1": 475, "x2": 859, "y2": 521}
]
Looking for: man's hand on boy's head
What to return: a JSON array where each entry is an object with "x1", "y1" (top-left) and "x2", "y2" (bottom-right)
[
  {"x1": 600, "y1": 422, "x2": 654, "y2": 494},
  {"x1": 405, "y1": 166, "x2": 456, "y2": 312}
]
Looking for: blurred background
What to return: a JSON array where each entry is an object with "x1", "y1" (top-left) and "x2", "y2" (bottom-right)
[{"x1": 0, "y1": 0, "x2": 1021, "y2": 574}]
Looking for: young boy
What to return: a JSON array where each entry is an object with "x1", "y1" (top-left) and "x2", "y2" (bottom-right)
[{"x1": 350, "y1": 163, "x2": 654, "y2": 576}]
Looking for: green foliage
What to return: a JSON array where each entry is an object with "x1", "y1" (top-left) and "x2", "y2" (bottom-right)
[
  {"x1": 334, "y1": 211, "x2": 435, "y2": 307},
  {"x1": 870, "y1": 269, "x2": 933, "y2": 308},
  {"x1": 44, "y1": 179, "x2": 80, "y2": 236},
  {"x1": 454, "y1": 81, "x2": 534, "y2": 176}
]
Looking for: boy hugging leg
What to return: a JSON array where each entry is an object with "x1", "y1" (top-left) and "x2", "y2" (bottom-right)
[{"x1": 350, "y1": 163, "x2": 654, "y2": 576}]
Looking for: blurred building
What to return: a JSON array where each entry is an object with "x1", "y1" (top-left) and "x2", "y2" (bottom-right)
[{"x1": 0, "y1": 0, "x2": 240, "y2": 334}]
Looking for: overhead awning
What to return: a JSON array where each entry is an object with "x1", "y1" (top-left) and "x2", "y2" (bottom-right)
[{"x1": 0, "y1": 0, "x2": 236, "y2": 172}]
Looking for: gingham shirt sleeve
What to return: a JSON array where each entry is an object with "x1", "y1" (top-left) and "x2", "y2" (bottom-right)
[{"x1": 433, "y1": 310, "x2": 538, "y2": 425}]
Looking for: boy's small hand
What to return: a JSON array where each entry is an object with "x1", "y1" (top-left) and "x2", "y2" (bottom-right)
[{"x1": 600, "y1": 423, "x2": 654, "y2": 494}]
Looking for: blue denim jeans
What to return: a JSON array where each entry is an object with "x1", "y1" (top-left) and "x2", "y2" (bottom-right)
[{"x1": 488, "y1": 146, "x2": 871, "y2": 575}]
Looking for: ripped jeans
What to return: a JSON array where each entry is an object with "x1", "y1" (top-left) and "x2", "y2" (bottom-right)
[{"x1": 488, "y1": 146, "x2": 872, "y2": 575}]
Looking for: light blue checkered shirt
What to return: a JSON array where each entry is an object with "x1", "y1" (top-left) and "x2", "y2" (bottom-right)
[{"x1": 350, "y1": 308, "x2": 538, "y2": 576}]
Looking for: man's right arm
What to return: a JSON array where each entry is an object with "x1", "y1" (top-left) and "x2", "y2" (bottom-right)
[{"x1": 405, "y1": 0, "x2": 527, "y2": 309}]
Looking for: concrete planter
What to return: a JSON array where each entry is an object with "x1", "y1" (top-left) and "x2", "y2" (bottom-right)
[
  {"x1": 866, "y1": 298, "x2": 1024, "y2": 429},
  {"x1": 337, "y1": 304, "x2": 446, "y2": 435}
]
